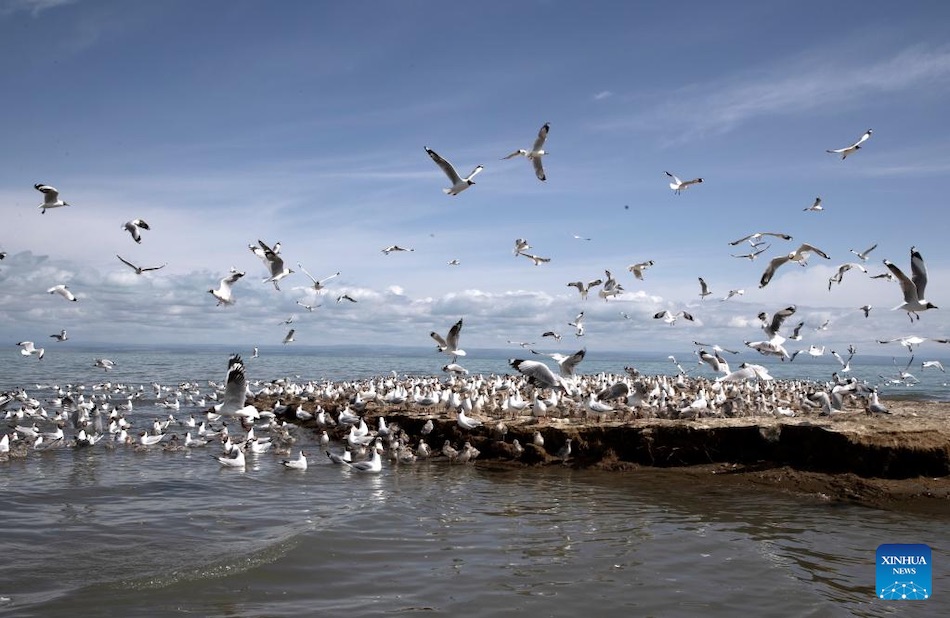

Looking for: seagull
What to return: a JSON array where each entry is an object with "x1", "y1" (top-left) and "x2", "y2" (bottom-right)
[
  {"x1": 665, "y1": 171, "x2": 703, "y2": 194},
  {"x1": 568, "y1": 311, "x2": 585, "y2": 337},
  {"x1": 572, "y1": 234, "x2": 591, "y2": 241},
  {"x1": 513, "y1": 238, "x2": 531, "y2": 256},
  {"x1": 425, "y1": 147, "x2": 483, "y2": 195},
  {"x1": 759, "y1": 243, "x2": 831, "y2": 288},
  {"x1": 257, "y1": 239, "x2": 293, "y2": 290},
  {"x1": 721, "y1": 289, "x2": 744, "y2": 301},
  {"x1": 698, "y1": 277, "x2": 712, "y2": 299},
  {"x1": 884, "y1": 247, "x2": 938, "y2": 321},
  {"x1": 827, "y1": 262, "x2": 867, "y2": 289},
  {"x1": 653, "y1": 310, "x2": 694, "y2": 326},
  {"x1": 922, "y1": 360, "x2": 946, "y2": 373},
  {"x1": 16, "y1": 341, "x2": 45, "y2": 359},
  {"x1": 282, "y1": 329, "x2": 295, "y2": 344},
  {"x1": 826, "y1": 129, "x2": 872, "y2": 160},
  {"x1": 531, "y1": 348, "x2": 586, "y2": 378},
  {"x1": 35, "y1": 183, "x2": 69, "y2": 214},
  {"x1": 249, "y1": 241, "x2": 280, "y2": 267},
  {"x1": 341, "y1": 447, "x2": 383, "y2": 473},
  {"x1": 94, "y1": 358, "x2": 116, "y2": 370},
  {"x1": 116, "y1": 254, "x2": 167, "y2": 275},
  {"x1": 803, "y1": 197, "x2": 823, "y2": 212},
  {"x1": 627, "y1": 260, "x2": 654, "y2": 280},
  {"x1": 281, "y1": 451, "x2": 308, "y2": 470},
  {"x1": 508, "y1": 358, "x2": 564, "y2": 390},
  {"x1": 860, "y1": 304, "x2": 872, "y2": 318},
  {"x1": 121, "y1": 219, "x2": 151, "y2": 244},
  {"x1": 786, "y1": 321, "x2": 805, "y2": 341},
  {"x1": 336, "y1": 293, "x2": 357, "y2": 303},
  {"x1": 541, "y1": 331, "x2": 562, "y2": 342},
  {"x1": 729, "y1": 232, "x2": 792, "y2": 246},
  {"x1": 47, "y1": 284, "x2": 77, "y2": 302},
  {"x1": 49, "y1": 329, "x2": 68, "y2": 342},
  {"x1": 431, "y1": 318, "x2": 465, "y2": 357},
  {"x1": 209, "y1": 269, "x2": 245, "y2": 306},
  {"x1": 566, "y1": 278, "x2": 603, "y2": 300},
  {"x1": 850, "y1": 243, "x2": 878, "y2": 261},
  {"x1": 502, "y1": 122, "x2": 549, "y2": 181},
  {"x1": 381, "y1": 245, "x2": 414, "y2": 255},
  {"x1": 214, "y1": 355, "x2": 260, "y2": 420},
  {"x1": 730, "y1": 244, "x2": 770, "y2": 261},
  {"x1": 212, "y1": 448, "x2": 246, "y2": 469},
  {"x1": 447, "y1": 259, "x2": 460, "y2": 266},
  {"x1": 877, "y1": 336, "x2": 927, "y2": 353},
  {"x1": 518, "y1": 251, "x2": 550, "y2": 266},
  {"x1": 831, "y1": 348, "x2": 855, "y2": 373},
  {"x1": 296, "y1": 263, "x2": 339, "y2": 291},
  {"x1": 280, "y1": 314, "x2": 296, "y2": 325},
  {"x1": 759, "y1": 305, "x2": 797, "y2": 341},
  {"x1": 296, "y1": 300, "x2": 320, "y2": 312}
]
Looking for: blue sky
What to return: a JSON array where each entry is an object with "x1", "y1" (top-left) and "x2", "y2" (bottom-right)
[{"x1": 1, "y1": 0, "x2": 948, "y2": 361}]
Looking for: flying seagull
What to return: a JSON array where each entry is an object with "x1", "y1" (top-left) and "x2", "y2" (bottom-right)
[
  {"x1": 50, "y1": 329, "x2": 68, "y2": 342},
  {"x1": 257, "y1": 239, "x2": 293, "y2": 290},
  {"x1": 430, "y1": 318, "x2": 465, "y2": 357},
  {"x1": 518, "y1": 251, "x2": 550, "y2": 266},
  {"x1": 122, "y1": 219, "x2": 151, "y2": 244},
  {"x1": 381, "y1": 245, "x2": 414, "y2": 255},
  {"x1": 35, "y1": 183, "x2": 69, "y2": 214},
  {"x1": 209, "y1": 269, "x2": 245, "y2": 306},
  {"x1": 653, "y1": 310, "x2": 694, "y2": 326},
  {"x1": 567, "y1": 278, "x2": 603, "y2": 300},
  {"x1": 17, "y1": 341, "x2": 45, "y2": 359},
  {"x1": 729, "y1": 232, "x2": 792, "y2": 246},
  {"x1": 502, "y1": 122, "x2": 549, "y2": 181},
  {"x1": 850, "y1": 243, "x2": 878, "y2": 261},
  {"x1": 884, "y1": 246, "x2": 938, "y2": 321},
  {"x1": 425, "y1": 147, "x2": 483, "y2": 195},
  {"x1": 627, "y1": 260, "x2": 654, "y2": 280},
  {"x1": 116, "y1": 254, "x2": 167, "y2": 275},
  {"x1": 826, "y1": 129, "x2": 872, "y2": 159},
  {"x1": 803, "y1": 197, "x2": 823, "y2": 212},
  {"x1": 47, "y1": 284, "x2": 77, "y2": 302},
  {"x1": 665, "y1": 171, "x2": 703, "y2": 194},
  {"x1": 296, "y1": 262, "x2": 339, "y2": 291},
  {"x1": 282, "y1": 329, "x2": 295, "y2": 344},
  {"x1": 698, "y1": 277, "x2": 712, "y2": 299},
  {"x1": 759, "y1": 243, "x2": 831, "y2": 288}
]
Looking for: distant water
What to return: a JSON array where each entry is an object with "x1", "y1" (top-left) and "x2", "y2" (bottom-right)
[{"x1": 1, "y1": 345, "x2": 947, "y2": 617}]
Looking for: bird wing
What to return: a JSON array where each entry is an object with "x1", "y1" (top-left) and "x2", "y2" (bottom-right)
[
  {"x1": 799, "y1": 243, "x2": 830, "y2": 259},
  {"x1": 116, "y1": 254, "x2": 138, "y2": 270},
  {"x1": 425, "y1": 147, "x2": 462, "y2": 184},
  {"x1": 532, "y1": 157, "x2": 545, "y2": 181},
  {"x1": 665, "y1": 171, "x2": 681, "y2": 185},
  {"x1": 445, "y1": 319, "x2": 463, "y2": 350},
  {"x1": 35, "y1": 184, "x2": 59, "y2": 201},
  {"x1": 558, "y1": 348, "x2": 586, "y2": 376},
  {"x1": 142, "y1": 263, "x2": 167, "y2": 272},
  {"x1": 910, "y1": 247, "x2": 928, "y2": 299},
  {"x1": 296, "y1": 262, "x2": 318, "y2": 284},
  {"x1": 430, "y1": 331, "x2": 448, "y2": 349},
  {"x1": 219, "y1": 356, "x2": 247, "y2": 413},
  {"x1": 759, "y1": 255, "x2": 790, "y2": 288},
  {"x1": 532, "y1": 123, "x2": 550, "y2": 151},
  {"x1": 502, "y1": 150, "x2": 523, "y2": 160},
  {"x1": 884, "y1": 260, "x2": 919, "y2": 303},
  {"x1": 699, "y1": 277, "x2": 709, "y2": 294},
  {"x1": 853, "y1": 129, "x2": 872, "y2": 147}
]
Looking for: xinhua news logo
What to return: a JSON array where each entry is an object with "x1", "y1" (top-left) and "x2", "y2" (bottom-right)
[{"x1": 876, "y1": 544, "x2": 931, "y2": 600}]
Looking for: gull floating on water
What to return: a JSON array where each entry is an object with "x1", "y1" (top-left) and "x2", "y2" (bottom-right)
[
  {"x1": 425, "y1": 147, "x2": 483, "y2": 195},
  {"x1": 121, "y1": 219, "x2": 151, "y2": 244},
  {"x1": 47, "y1": 284, "x2": 77, "y2": 302},
  {"x1": 35, "y1": 183, "x2": 69, "y2": 214},
  {"x1": 281, "y1": 450, "x2": 308, "y2": 470},
  {"x1": 16, "y1": 341, "x2": 45, "y2": 360},
  {"x1": 826, "y1": 129, "x2": 872, "y2": 160},
  {"x1": 116, "y1": 254, "x2": 166, "y2": 275},
  {"x1": 502, "y1": 122, "x2": 549, "y2": 181},
  {"x1": 209, "y1": 269, "x2": 245, "y2": 306},
  {"x1": 884, "y1": 246, "x2": 938, "y2": 321},
  {"x1": 665, "y1": 171, "x2": 703, "y2": 194}
]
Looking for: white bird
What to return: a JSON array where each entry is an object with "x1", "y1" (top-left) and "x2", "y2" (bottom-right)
[
  {"x1": 281, "y1": 451, "x2": 308, "y2": 470},
  {"x1": 728, "y1": 232, "x2": 792, "y2": 246},
  {"x1": 336, "y1": 293, "x2": 357, "y2": 303},
  {"x1": 568, "y1": 311, "x2": 585, "y2": 337},
  {"x1": 16, "y1": 341, "x2": 45, "y2": 360},
  {"x1": 456, "y1": 409, "x2": 483, "y2": 431},
  {"x1": 296, "y1": 262, "x2": 340, "y2": 291},
  {"x1": 282, "y1": 329, "x2": 295, "y2": 344},
  {"x1": 653, "y1": 310, "x2": 694, "y2": 326},
  {"x1": 884, "y1": 247, "x2": 938, "y2": 321},
  {"x1": 502, "y1": 122, "x2": 549, "y2": 181},
  {"x1": 922, "y1": 360, "x2": 946, "y2": 373},
  {"x1": 759, "y1": 243, "x2": 831, "y2": 288},
  {"x1": 567, "y1": 278, "x2": 603, "y2": 300},
  {"x1": 213, "y1": 355, "x2": 260, "y2": 420},
  {"x1": 518, "y1": 252, "x2": 551, "y2": 266},
  {"x1": 721, "y1": 289, "x2": 744, "y2": 301},
  {"x1": 826, "y1": 129, "x2": 872, "y2": 159},
  {"x1": 430, "y1": 318, "x2": 465, "y2": 357},
  {"x1": 513, "y1": 238, "x2": 531, "y2": 256},
  {"x1": 35, "y1": 183, "x2": 69, "y2": 214},
  {"x1": 717, "y1": 362, "x2": 774, "y2": 382},
  {"x1": 49, "y1": 329, "x2": 68, "y2": 342},
  {"x1": 627, "y1": 260, "x2": 654, "y2": 280},
  {"x1": 209, "y1": 269, "x2": 245, "y2": 306},
  {"x1": 381, "y1": 245, "x2": 414, "y2": 255},
  {"x1": 508, "y1": 358, "x2": 563, "y2": 390},
  {"x1": 47, "y1": 284, "x2": 77, "y2": 302},
  {"x1": 541, "y1": 331, "x2": 562, "y2": 342},
  {"x1": 342, "y1": 447, "x2": 383, "y2": 473},
  {"x1": 121, "y1": 219, "x2": 151, "y2": 243},
  {"x1": 94, "y1": 358, "x2": 115, "y2": 370},
  {"x1": 665, "y1": 171, "x2": 703, "y2": 194},
  {"x1": 257, "y1": 239, "x2": 293, "y2": 290},
  {"x1": 698, "y1": 277, "x2": 712, "y2": 299},
  {"x1": 116, "y1": 254, "x2": 166, "y2": 275},
  {"x1": 827, "y1": 262, "x2": 868, "y2": 289},
  {"x1": 531, "y1": 347, "x2": 586, "y2": 378},
  {"x1": 212, "y1": 448, "x2": 246, "y2": 469},
  {"x1": 803, "y1": 196, "x2": 823, "y2": 212},
  {"x1": 296, "y1": 300, "x2": 320, "y2": 312},
  {"x1": 425, "y1": 147, "x2": 483, "y2": 195},
  {"x1": 850, "y1": 243, "x2": 878, "y2": 261}
]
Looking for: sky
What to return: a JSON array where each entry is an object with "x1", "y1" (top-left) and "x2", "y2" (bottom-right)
[{"x1": 1, "y1": 0, "x2": 949, "y2": 361}]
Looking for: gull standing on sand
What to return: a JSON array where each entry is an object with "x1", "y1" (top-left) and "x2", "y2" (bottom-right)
[
  {"x1": 665, "y1": 171, "x2": 703, "y2": 194},
  {"x1": 116, "y1": 254, "x2": 167, "y2": 275},
  {"x1": 257, "y1": 239, "x2": 293, "y2": 290},
  {"x1": 826, "y1": 129, "x2": 872, "y2": 159},
  {"x1": 209, "y1": 269, "x2": 245, "y2": 306},
  {"x1": 759, "y1": 243, "x2": 831, "y2": 288},
  {"x1": 431, "y1": 318, "x2": 465, "y2": 357},
  {"x1": 884, "y1": 246, "x2": 938, "y2": 321},
  {"x1": 47, "y1": 284, "x2": 78, "y2": 302},
  {"x1": 35, "y1": 183, "x2": 69, "y2": 214},
  {"x1": 502, "y1": 122, "x2": 549, "y2": 181},
  {"x1": 121, "y1": 219, "x2": 151, "y2": 244},
  {"x1": 425, "y1": 147, "x2": 483, "y2": 195},
  {"x1": 296, "y1": 262, "x2": 339, "y2": 291},
  {"x1": 17, "y1": 341, "x2": 45, "y2": 359}
]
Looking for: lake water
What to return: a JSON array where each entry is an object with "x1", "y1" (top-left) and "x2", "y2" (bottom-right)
[{"x1": 1, "y1": 345, "x2": 947, "y2": 616}]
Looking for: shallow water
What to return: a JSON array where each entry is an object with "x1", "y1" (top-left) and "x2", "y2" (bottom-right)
[{"x1": 1, "y1": 345, "x2": 947, "y2": 616}]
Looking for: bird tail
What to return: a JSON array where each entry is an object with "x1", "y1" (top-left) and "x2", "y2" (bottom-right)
[{"x1": 442, "y1": 188, "x2": 452, "y2": 195}]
